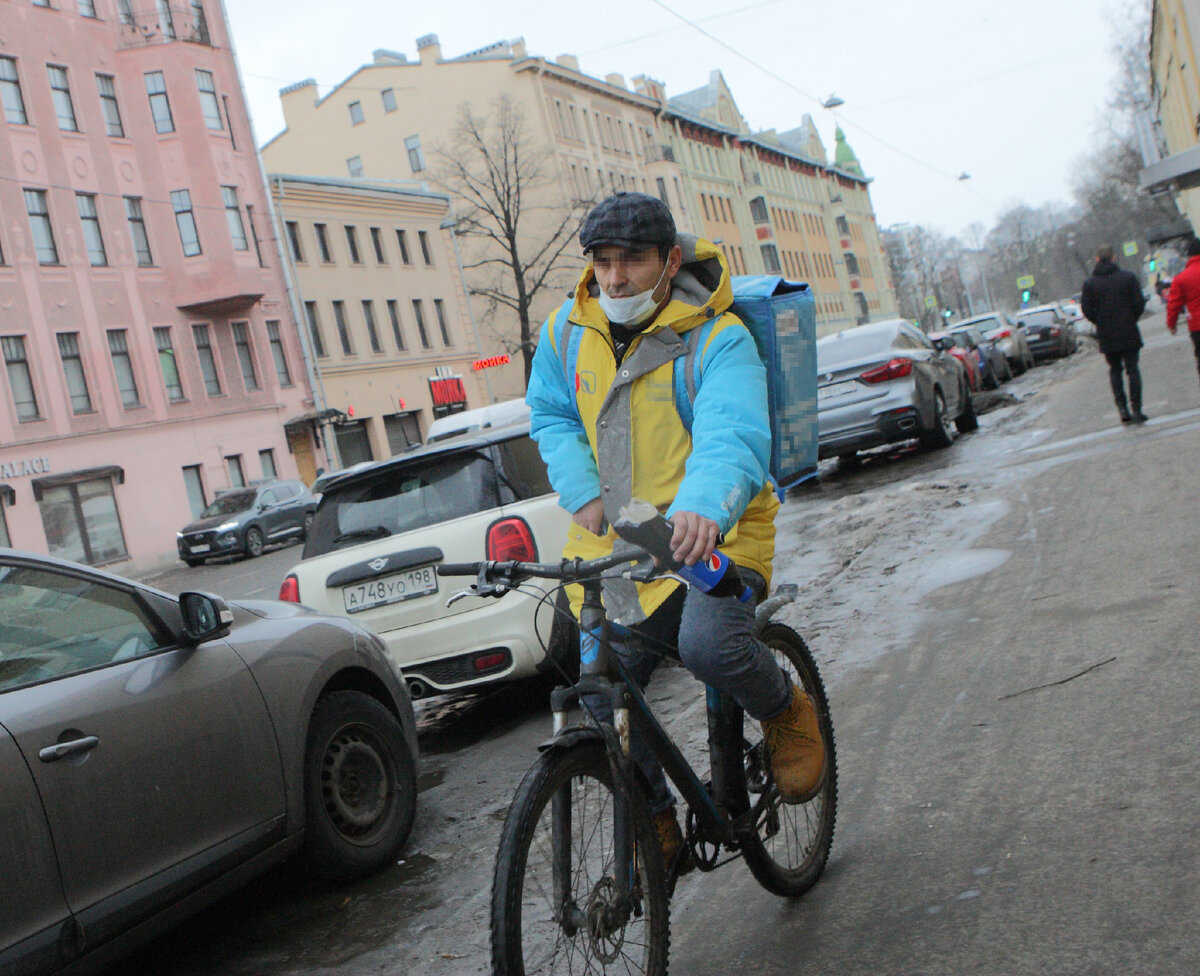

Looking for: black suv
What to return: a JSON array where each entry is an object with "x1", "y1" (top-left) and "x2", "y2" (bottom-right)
[{"x1": 177, "y1": 479, "x2": 317, "y2": 566}]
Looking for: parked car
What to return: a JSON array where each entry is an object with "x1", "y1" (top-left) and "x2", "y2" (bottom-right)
[
  {"x1": 815, "y1": 319, "x2": 976, "y2": 462},
  {"x1": 945, "y1": 322, "x2": 1012, "y2": 388},
  {"x1": 280, "y1": 423, "x2": 575, "y2": 700},
  {"x1": 1059, "y1": 299, "x2": 1084, "y2": 322},
  {"x1": 955, "y1": 312, "x2": 1035, "y2": 375},
  {"x1": 928, "y1": 330, "x2": 983, "y2": 391},
  {"x1": 0, "y1": 547, "x2": 418, "y2": 976},
  {"x1": 1017, "y1": 304, "x2": 1078, "y2": 360},
  {"x1": 424, "y1": 398, "x2": 531, "y2": 443},
  {"x1": 177, "y1": 478, "x2": 317, "y2": 566}
]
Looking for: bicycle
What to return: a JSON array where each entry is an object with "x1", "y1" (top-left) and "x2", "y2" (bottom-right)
[{"x1": 437, "y1": 501, "x2": 838, "y2": 975}]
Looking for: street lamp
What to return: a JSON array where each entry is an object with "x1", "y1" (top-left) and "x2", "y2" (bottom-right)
[
  {"x1": 821, "y1": 94, "x2": 844, "y2": 109},
  {"x1": 957, "y1": 172, "x2": 971, "y2": 181}
]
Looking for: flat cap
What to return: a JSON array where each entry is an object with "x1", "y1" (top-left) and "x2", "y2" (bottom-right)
[{"x1": 579, "y1": 192, "x2": 676, "y2": 253}]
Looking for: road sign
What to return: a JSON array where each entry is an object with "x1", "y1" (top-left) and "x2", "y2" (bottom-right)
[
  {"x1": 1123, "y1": 241, "x2": 1138, "y2": 256},
  {"x1": 925, "y1": 295, "x2": 937, "y2": 308},
  {"x1": 1016, "y1": 274, "x2": 1035, "y2": 289}
]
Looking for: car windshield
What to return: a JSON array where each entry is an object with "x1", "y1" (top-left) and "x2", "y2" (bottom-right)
[
  {"x1": 1021, "y1": 310, "x2": 1057, "y2": 327},
  {"x1": 200, "y1": 491, "x2": 256, "y2": 518},
  {"x1": 817, "y1": 328, "x2": 896, "y2": 366},
  {"x1": 306, "y1": 451, "x2": 502, "y2": 555}
]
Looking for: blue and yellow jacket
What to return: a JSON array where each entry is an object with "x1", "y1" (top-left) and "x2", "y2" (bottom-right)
[{"x1": 527, "y1": 235, "x2": 778, "y2": 623}]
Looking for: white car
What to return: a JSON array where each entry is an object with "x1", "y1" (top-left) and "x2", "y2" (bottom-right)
[{"x1": 280, "y1": 423, "x2": 574, "y2": 699}]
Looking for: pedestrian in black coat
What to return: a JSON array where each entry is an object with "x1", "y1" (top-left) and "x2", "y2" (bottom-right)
[{"x1": 1081, "y1": 246, "x2": 1148, "y2": 423}]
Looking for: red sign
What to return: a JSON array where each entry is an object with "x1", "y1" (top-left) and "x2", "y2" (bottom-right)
[
  {"x1": 429, "y1": 376, "x2": 467, "y2": 407},
  {"x1": 473, "y1": 354, "x2": 511, "y2": 371},
  {"x1": 755, "y1": 226, "x2": 772, "y2": 241}
]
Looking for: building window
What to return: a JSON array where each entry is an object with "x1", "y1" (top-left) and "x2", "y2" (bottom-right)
[
  {"x1": 95, "y1": 73, "x2": 124, "y2": 137},
  {"x1": 117, "y1": 0, "x2": 134, "y2": 25},
  {"x1": 418, "y1": 230, "x2": 433, "y2": 266},
  {"x1": 386, "y1": 299, "x2": 406, "y2": 350},
  {"x1": 302, "y1": 302, "x2": 327, "y2": 358},
  {"x1": 344, "y1": 225, "x2": 362, "y2": 263},
  {"x1": 760, "y1": 244, "x2": 781, "y2": 275},
  {"x1": 226, "y1": 454, "x2": 244, "y2": 487},
  {"x1": 348, "y1": 100, "x2": 363, "y2": 125},
  {"x1": 836, "y1": 215, "x2": 850, "y2": 235},
  {"x1": 314, "y1": 223, "x2": 332, "y2": 263},
  {"x1": 845, "y1": 252, "x2": 860, "y2": 276},
  {"x1": 145, "y1": 70, "x2": 174, "y2": 134},
  {"x1": 395, "y1": 229, "x2": 411, "y2": 265},
  {"x1": 412, "y1": 299, "x2": 431, "y2": 348},
  {"x1": 370, "y1": 226, "x2": 386, "y2": 264},
  {"x1": 749, "y1": 196, "x2": 768, "y2": 224},
  {"x1": 221, "y1": 185, "x2": 247, "y2": 250},
  {"x1": 332, "y1": 301, "x2": 353, "y2": 354},
  {"x1": 230, "y1": 321, "x2": 258, "y2": 391},
  {"x1": 195, "y1": 68, "x2": 222, "y2": 129},
  {"x1": 75, "y1": 193, "x2": 107, "y2": 266},
  {"x1": 107, "y1": 329, "x2": 140, "y2": 408},
  {"x1": 182, "y1": 464, "x2": 206, "y2": 518},
  {"x1": 362, "y1": 300, "x2": 381, "y2": 353},
  {"x1": 171, "y1": 189, "x2": 201, "y2": 256},
  {"x1": 434, "y1": 298, "x2": 453, "y2": 345},
  {"x1": 190, "y1": 0, "x2": 210, "y2": 43},
  {"x1": 155, "y1": 0, "x2": 176, "y2": 39},
  {"x1": 57, "y1": 332, "x2": 92, "y2": 414},
  {"x1": 192, "y1": 323, "x2": 222, "y2": 395},
  {"x1": 24, "y1": 189, "x2": 59, "y2": 265},
  {"x1": 381, "y1": 87, "x2": 396, "y2": 112},
  {"x1": 2, "y1": 335, "x2": 39, "y2": 420},
  {"x1": 154, "y1": 325, "x2": 184, "y2": 400},
  {"x1": 39, "y1": 476, "x2": 128, "y2": 566},
  {"x1": 347, "y1": 155, "x2": 364, "y2": 178},
  {"x1": 245, "y1": 205, "x2": 264, "y2": 266},
  {"x1": 265, "y1": 320, "x2": 292, "y2": 386},
  {"x1": 405, "y1": 134, "x2": 425, "y2": 173},
  {"x1": 124, "y1": 196, "x2": 153, "y2": 265},
  {"x1": 285, "y1": 221, "x2": 304, "y2": 262},
  {"x1": 47, "y1": 65, "x2": 78, "y2": 131},
  {"x1": 655, "y1": 177, "x2": 667, "y2": 202},
  {"x1": 0, "y1": 57, "x2": 28, "y2": 125},
  {"x1": 258, "y1": 448, "x2": 277, "y2": 479},
  {"x1": 384, "y1": 412, "x2": 422, "y2": 453}
]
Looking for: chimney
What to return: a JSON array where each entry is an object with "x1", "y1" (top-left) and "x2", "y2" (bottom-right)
[
  {"x1": 605, "y1": 73, "x2": 627, "y2": 90},
  {"x1": 510, "y1": 37, "x2": 527, "y2": 59},
  {"x1": 555, "y1": 54, "x2": 580, "y2": 72},
  {"x1": 279, "y1": 78, "x2": 318, "y2": 126},
  {"x1": 416, "y1": 34, "x2": 441, "y2": 64},
  {"x1": 373, "y1": 49, "x2": 408, "y2": 65}
]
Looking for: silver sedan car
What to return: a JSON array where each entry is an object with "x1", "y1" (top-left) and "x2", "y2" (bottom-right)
[
  {"x1": 0, "y1": 548, "x2": 418, "y2": 976},
  {"x1": 816, "y1": 319, "x2": 976, "y2": 461}
]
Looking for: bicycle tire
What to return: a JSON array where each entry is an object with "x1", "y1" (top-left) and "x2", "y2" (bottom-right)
[
  {"x1": 738, "y1": 622, "x2": 838, "y2": 897},
  {"x1": 492, "y1": 742, "x2": 670, "y2": 975}
]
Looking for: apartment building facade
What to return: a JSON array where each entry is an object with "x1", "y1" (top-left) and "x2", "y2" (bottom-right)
[
  {"x1": 271, "y1": 174, "x2": 487, "y2": 467},
  {"x1": 262, "y1": 36, "x2": 897, "y2": 396},
  {"x1": 0, "y1": 0, "x2": 319, "y2": 572}
]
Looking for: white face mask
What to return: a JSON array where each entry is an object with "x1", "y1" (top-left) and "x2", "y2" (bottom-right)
[{"x1": 597, "y1": 262, "x2": 671, "y2": 326}]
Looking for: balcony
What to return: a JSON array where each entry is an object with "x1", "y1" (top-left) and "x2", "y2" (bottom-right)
[{"x1": 117, "y1": 4, "x2": 211, "y2": 49}]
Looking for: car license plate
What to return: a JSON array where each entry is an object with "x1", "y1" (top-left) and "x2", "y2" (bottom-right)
[
  {"x1": 343, "y1": 566, "x2": 438, "y2": 614},
  {"x1": 818, "y1": 380, "x2": 858, "y2": 401},
  {"x1": 188, "y1": 544, "x2": 211, "y2": 553}
]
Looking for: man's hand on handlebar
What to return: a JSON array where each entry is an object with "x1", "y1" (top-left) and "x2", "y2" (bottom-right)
[{"x1": 668, "y1": 510, "x2": 720, "y2": 567}]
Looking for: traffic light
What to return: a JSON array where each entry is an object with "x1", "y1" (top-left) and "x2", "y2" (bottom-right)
[
  {"x1": 1021, "y1": 288, "x2": 1031, "y2": 303},
  {"x1": 1149, "y1": 258, "x2": 1157, "y2": 272}
]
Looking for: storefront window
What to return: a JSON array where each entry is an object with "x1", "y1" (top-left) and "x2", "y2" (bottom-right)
[{"x1": 38, "y1": 476, "x2": 128, "y2": 566}]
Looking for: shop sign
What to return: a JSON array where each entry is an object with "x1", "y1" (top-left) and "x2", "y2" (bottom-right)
[{"x1": 0, "y1": 456, "x2": 51, "y2": 479}]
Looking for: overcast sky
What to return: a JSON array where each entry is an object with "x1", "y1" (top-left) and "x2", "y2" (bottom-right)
[{"x1": 223, "y1": 0, "x2": 1135, "y2": 239}]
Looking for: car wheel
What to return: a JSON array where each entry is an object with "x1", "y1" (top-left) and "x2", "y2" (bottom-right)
[
  {"x1": 955, "y1": 391, "x2": 979, "y2": 433},
  {"x1": 1025, "y1": 350, "x2": 1036, "y2": 370},
  {"x1": 1011, "y1": 355, "x2": 1027, "y2": 376},
  {"x1": 1000, "y1": 358, "x2": 1013, "y2": 382},
  {"x1": 302, "y1": 690, "x2": 417, "y2": 881},
  {"x1": 303, "y1": 511, "x2": 314, "y2": 539},
  {"x1": 183, "y1": 557, "x2": 203, "y2": 568},
  {"x1": 920, "y1": 391, "x2": 954, "y2": 450},
  {"x1": 244, "y1": 526, "x2": 265, "y2": 559}
]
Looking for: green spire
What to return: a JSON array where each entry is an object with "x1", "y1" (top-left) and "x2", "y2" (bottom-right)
[{"x1": 834, "y1": 126, "x2": 863, "y2": 176}]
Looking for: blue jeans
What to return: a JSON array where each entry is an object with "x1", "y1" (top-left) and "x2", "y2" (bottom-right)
[{"x1": 582, "y1": 569, "x2": 792, "y2": 814}]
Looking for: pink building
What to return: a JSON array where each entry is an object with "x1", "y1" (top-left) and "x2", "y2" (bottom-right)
[{"x1": 0, "y1": 0, "x2": 325, "y2": 573}]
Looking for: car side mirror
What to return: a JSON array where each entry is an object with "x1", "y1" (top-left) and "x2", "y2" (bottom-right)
[{"x1": 180, "y1": 591, "x2": 234, "y2": 644}]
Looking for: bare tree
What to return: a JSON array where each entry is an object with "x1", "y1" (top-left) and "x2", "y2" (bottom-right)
[{"x1": 433, "y1": 95, "x2": 589, "y2": 386}]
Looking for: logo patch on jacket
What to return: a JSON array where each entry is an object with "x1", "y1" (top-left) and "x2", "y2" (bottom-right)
[{"x1": 576, "y1": 371, "x2": 597, "y2": 394}]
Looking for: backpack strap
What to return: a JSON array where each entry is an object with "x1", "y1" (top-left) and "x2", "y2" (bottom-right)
[{"x1": 674, "y1": 313, "x2": 735, "y2": 433}]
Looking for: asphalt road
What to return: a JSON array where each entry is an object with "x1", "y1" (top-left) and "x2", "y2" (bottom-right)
[{"x1": 116, "y1": 310, "x2": 1200, "y2": 976}]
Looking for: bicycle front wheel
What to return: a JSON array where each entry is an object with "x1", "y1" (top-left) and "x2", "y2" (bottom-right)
[
  {"x1": 492, "y1": 741, "x2": 670, "y2": 975},
  {"x1": 740, "y1": 622, "x2": 838, "y2": 897}
]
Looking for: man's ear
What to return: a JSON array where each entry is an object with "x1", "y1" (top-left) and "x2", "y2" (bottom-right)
[{"x1": 667, "y1": 243, "x2": 683, "y2": 277}]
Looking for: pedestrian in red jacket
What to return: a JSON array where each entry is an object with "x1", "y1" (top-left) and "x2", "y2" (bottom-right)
[{"x1": 1166, "y1": 236, "x2": 1200, "y2": 389}]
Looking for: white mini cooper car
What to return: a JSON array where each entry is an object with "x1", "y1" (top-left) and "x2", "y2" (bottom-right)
[{"x1": 280, "y1": 423, "x2": 574, "y2": 699}]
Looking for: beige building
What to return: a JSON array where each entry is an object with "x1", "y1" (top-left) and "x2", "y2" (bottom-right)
[
  {"x1": 270, "y1": 175, "x2": 488, "y2": 467},
  {"x1": 261, "y1": 36, "x2": 898, "y2": 392}
]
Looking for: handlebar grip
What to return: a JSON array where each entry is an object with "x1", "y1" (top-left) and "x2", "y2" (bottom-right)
[{"x1": 437, "y1": 562, "x2": 482, "y2": 578}]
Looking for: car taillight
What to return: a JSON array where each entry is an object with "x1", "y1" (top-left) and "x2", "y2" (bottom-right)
[
  {"x1": 993, "y1": 329, "x2": 1011, "y2": 339},
  {"x1": 1049, "y1": 327, "x2": 1060, "y2": 335},
  {"x1": 860, "y1": 358, "x2": 914, "y2": 384},
  {"x1": 487, "y1": 517, "x2": 537, "y2": 561},
  {"x1": 279, "y1": 575, "x2": 300, "y2": 603}
]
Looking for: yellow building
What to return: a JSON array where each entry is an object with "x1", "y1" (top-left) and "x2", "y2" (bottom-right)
[
  {"x1": 262, "y1": 37, "x2": 898, "y2": 381},
  {"x1": 269, "y1": 175, "x2": 487, "y2": 466}
]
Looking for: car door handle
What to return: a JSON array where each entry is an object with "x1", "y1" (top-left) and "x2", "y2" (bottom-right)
[{"x1": 39, "y1": 736, "x2": 101, "y2": 763}]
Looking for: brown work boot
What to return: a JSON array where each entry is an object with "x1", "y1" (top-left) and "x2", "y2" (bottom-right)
[
  {"x1": 652, "y1": 806, "x2": 689, "y2": 877},
  {"x1": 762, "y1": 684, "x2": 827, "y2": 804}
]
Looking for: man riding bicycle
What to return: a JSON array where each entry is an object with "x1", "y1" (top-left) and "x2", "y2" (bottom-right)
[{"x1": 526, "y1": 191, "x2": 827, "y2": 866}]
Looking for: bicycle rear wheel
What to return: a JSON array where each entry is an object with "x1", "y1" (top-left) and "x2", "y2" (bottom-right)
[
  {"x1": 492, "y1": 742, "x2": 670, "y2": 975},
  {"x1": 739, "y1": 622, "x2": 838, "y2": 897}
]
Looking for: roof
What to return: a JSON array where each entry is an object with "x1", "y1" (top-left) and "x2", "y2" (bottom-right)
[{"x1": 268, "y1": 173, "x2": 450, "y2": 204}]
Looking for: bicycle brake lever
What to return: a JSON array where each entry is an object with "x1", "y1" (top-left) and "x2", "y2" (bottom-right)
[{"x1": 446, "y1": 588, "x2": 477, "y2": 607}]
